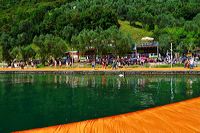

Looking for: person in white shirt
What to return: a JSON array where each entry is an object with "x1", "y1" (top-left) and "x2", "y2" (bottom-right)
[{"x1": 190, "y1": 57, "x2": 194, "y2": 69}]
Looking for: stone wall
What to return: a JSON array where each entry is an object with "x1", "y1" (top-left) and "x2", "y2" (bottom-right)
[{"x1": 0, "y1": 70, "x2": 200, "y2": 75}]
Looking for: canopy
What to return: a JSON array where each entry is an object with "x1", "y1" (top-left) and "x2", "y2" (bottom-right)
[{"x1": 141, "y1": 37, "x2": 154, "y2": 41}]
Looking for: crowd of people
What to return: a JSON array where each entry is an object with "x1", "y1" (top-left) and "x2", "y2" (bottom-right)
[
  {"x1": 10, "y1": 60, "x2": 35, "y2": 69},
  {"x1": 90, "y1": 55, "x2": 199, "y2": 70},
  {"x1": 184, "y1": 57, "x2": 195, "y2": 69},
  {"x1": 6, "y1": 54, "x2": 199, "y2": 69}
]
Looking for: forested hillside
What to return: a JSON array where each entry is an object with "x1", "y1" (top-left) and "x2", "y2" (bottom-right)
[{"x1": 0, "y1": 0, "x2": 200, "y2": 63}]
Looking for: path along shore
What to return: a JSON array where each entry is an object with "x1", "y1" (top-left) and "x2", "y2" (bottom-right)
[{"x1": 1, "y1": 67, "x2": 200, "y2": 71}]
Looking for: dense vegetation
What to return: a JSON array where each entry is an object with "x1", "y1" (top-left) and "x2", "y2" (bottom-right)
[{"x1": 0, "y1": 0, "x2": 200, "y2": 64}]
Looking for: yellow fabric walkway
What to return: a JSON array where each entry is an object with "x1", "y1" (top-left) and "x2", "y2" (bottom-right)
[
  {"x1": 1, "y1": 67, "x2": 200, "y2": 72},
  {"x1": 0, "y1": 67, "x2": 200, "y2": 71},
  {"x1": 14, "y1": 97, "x2": 200, "y2": 133}
]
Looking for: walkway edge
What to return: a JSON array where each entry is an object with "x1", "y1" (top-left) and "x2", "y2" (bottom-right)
[
  {"x1": 13, "y1": 97, "x2": 200, "y2": 133},
  {"x1": 1, "y1": 70, "x2": 200, "y2": 75}
]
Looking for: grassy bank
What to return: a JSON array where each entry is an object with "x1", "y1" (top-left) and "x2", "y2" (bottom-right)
[{"x1": 119, "y1": 20, "x2": 153, "y2": 43}]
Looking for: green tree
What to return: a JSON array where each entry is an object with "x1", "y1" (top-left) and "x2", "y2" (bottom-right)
[
  {"x1": 72, "y1": 26, "x2": 133, "y2": 56},
  {"x1": 0, "y1": 33, "x2": 15, "y2": 63},
  {"x1": 10, "y1": 46, "x2": 23, "y2": 61},
  {"x1": 33, "y1": 34, "x2": 68, "y2": 64}
]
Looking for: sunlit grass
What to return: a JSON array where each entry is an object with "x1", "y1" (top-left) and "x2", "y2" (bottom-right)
[{"x1": 119, "y1": 20, "x2": 153, "y2": 44}]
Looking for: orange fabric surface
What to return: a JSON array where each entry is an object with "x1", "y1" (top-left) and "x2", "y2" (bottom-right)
[{"x1": 14, "y1": 97, "x2": 200, "y2": 133}]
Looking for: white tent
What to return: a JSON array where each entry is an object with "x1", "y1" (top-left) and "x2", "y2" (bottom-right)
[{"x1": 141, "y1": 37, "x2": 154, "y2": 41}]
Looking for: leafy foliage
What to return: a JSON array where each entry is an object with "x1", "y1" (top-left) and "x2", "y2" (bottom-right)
[
  {"x1": 0, "y1": 0, "x2": 199, "y2": 63},
  {"x1": 72, "y1": 26, "x2": 133, "y2": 56},
  {"x1": 33, "y1": 34, "x2": 68, "y2": 64}
]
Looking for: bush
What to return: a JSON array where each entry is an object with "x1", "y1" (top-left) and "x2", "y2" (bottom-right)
[{"x1": 36, "y1": 64, "x2": 44, "y2": 68}]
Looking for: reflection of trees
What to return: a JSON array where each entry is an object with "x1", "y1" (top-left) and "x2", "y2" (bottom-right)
[
  {"x1": 91, "y1": 76, "x2": 95, "y2": 88},
  {"x1": 54, "y1": 75, "x2": 57, "y2": 83},
  {"x1": 138, "y1": 78, "x2": 146, "y2": 89},
  {"x1": 9, "y1": 74, "x2": 34, "y2": 84}
]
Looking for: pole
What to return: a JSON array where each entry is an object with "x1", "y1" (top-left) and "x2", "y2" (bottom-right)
[
  {"x1": 72, "y1": 48, "x2": 74, "y2": 68},
  {"x1": 72, "y1": 56, "x2": 73, "y2": 68},
  {"x1": 157, "y1": 45, "x2": 159, "y2": 58},
  {"x1": 171, "y1": 43, "x2": 173, "y2": 68}
]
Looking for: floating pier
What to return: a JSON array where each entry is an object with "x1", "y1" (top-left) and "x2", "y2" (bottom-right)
[{"x1": 14, "y1": 97, "x2": 200, "y2": 133}]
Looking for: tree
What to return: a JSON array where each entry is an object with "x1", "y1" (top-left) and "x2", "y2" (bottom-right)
[
  {"x1": 0, "y1": 33, "x2": 15, "y2": 63},
  {"x1": 10, "y1": 46, "x2": 23, "y2": 61},
  {"x1": 33, "y1": 34, "x2": 68, "y2": 64},
  {"x1": 21, "y1": 45, "x2": 37, "y2": 61},
  {"x1": 158, "y1": 34, "x2": 171, "y2": 54},
  {"x1": 72, "y1": 26, "x2": 133, "y2": 56},
  {"x1": 0, "y1": 45, "x2": 3, "y2": 62}
]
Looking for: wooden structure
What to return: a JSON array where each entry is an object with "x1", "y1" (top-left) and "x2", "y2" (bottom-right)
[{"x1": 136, "y1": 37, "x2": 159, "y2": 58}]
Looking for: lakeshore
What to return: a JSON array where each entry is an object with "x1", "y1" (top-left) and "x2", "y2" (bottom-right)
[{"x1": 0, "y1": 67, "x2": 200, "y2": 75}]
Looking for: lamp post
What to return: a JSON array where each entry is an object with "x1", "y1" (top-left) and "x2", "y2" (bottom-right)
[
  {"x1": 171, "y1": 43, "x2": 173, "y2": 68},
  {"x1": 72, "y1": 48, "x2": 74, "y2": 68}
]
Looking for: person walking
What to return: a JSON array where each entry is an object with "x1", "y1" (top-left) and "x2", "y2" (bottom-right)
[{"x1": 112, "y1": 59, "x2": 117, "y2": 70}]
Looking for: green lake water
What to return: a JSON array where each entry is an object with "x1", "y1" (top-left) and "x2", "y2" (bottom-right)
[{"x1": 0, "y1": 74, "x2": 200, "y2": 133}]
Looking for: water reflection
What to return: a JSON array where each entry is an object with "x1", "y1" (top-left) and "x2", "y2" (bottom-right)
[
  {"x1": 49, "y1": 75, "x2": 199, "y2": 105},
  {"x1": 0, "y1": 74, "x2": 200, "y2": 133},
  {"x1": 138, "y1": 78, "x2": 146, "y2": 89},
  {"x1": 0, "y1": 74, "x2": 199, "y2": 95},
  {"x1": 117, "y1": 78, "x2": 121, "y2": 89},
  {"x1": 102, "y1": 76, "x2": 106, "y2": 86},
  {"x1": 0, "y1": 75, "x2": 199, "y2": 94},
  {"x1": 186, "y1": 78, "x2": 194, "y2": 96},
  {"x1": 170, "y1": 78, "x2": 174, "y2": 101},
  {"x1": 8, "y1": 74, "x2": 34, "y2": 84}
]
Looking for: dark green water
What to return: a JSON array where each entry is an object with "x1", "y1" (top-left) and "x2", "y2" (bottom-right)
[{"x1": 0, "y1": 74, "x2": 200, "y2": 133}]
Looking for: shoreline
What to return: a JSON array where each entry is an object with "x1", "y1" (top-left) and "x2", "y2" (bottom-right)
[{"x1": 0, "y1": 67, "x2": 200, "y2": 75}]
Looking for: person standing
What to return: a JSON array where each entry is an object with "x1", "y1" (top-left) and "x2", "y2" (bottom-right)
[
  {"x1": 112, "y1": 59, "x2": 117, "y2": 70},
  {"x1": 105, "y1": 58, "x2": 108, "y2": 69},
  {"x1": 92, "y1": 60, "x2": 95, "y2": 70},
  {"x1": 102, "y1": 59, "x2": 105, "y2": 69},
  {"x1": 190, "y1": 57, "x2": 194, "y2": 69},
  {"x1": 54, "y1": 60, "x2": 57, "y2": 68},
  {"x1": 31, "y1": 60, "x2": 34, "y2": 67},
  {"x1": 59, "y1": 60, "x2": 62, "y2": 68}
]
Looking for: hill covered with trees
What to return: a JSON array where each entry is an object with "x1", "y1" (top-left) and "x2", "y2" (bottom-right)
[{"x1": 0, "y1": 0, "x2": 200, "y2": 64}]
